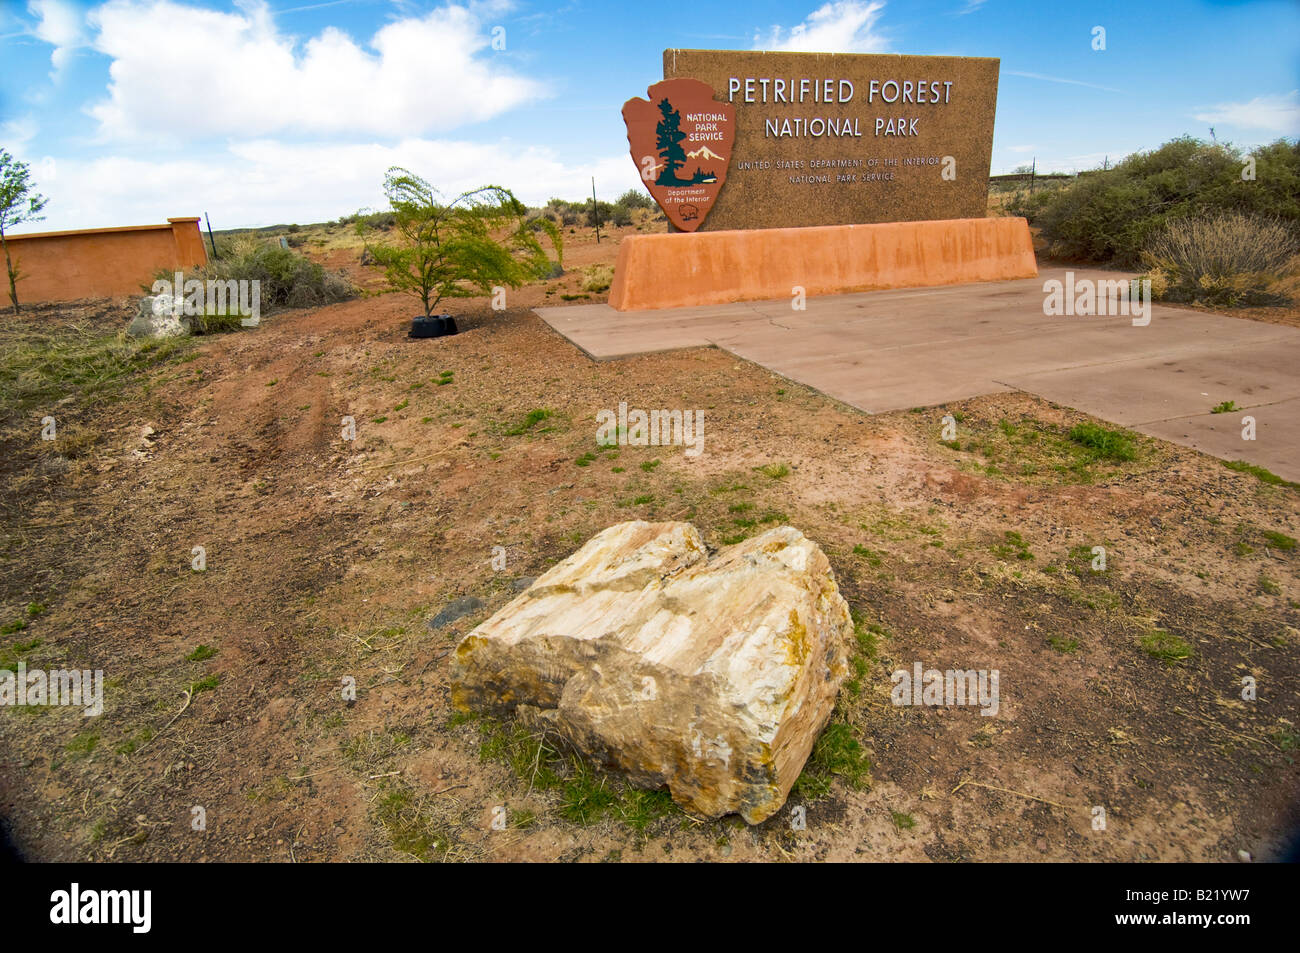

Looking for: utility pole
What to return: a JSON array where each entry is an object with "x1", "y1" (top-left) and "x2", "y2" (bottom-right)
[
  {"x1": 591, "y1": 177, "x2": 601, "y2": 244},
  {"x1": 1029, "y1": 157, "x2": 1036, "y2": 194},
  {"x1": 204, "y1": 212, "x2": 218, "y2": 259}
]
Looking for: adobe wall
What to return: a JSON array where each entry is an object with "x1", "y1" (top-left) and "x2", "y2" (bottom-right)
[
  {"x1": 609, "y1": 217, "x2": 1037, "y2": 311},
  {"x1": 2, "y1": 217, "x2": 209, "y2": 304}
]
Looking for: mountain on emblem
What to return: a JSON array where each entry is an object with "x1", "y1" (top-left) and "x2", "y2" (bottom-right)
[
  {"x1": 622, "y1": 78, "x2": 735, "y2": 232},
  {"x1": 686, "y1": 146, "x2": 726, "y2": 162}
]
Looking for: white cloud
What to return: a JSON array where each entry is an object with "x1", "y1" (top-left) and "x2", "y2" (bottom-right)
[
  {"x1": 17, "y1": 137, "x2": 641, "y2": 232},
  {"x1": 1193, "y1": 91, "x2": 1300, "y2": 134},
  {"x1": 27, "y1": 0, "x2": 88, "y2": 75},
  {"x1": 1, "y1": 115, "x2": 40, "y2": 150},
  {"x1": 1005, "y1": 71, "x2": 1123, "y2": 94},
  {"x1": 87, "y1": 0, "x2": 548, "y2": 141},
  {"x1": 752, "y1": 1, "x2": 888, "y2": 54}
]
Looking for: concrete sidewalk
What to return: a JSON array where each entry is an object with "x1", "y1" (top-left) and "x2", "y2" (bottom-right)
[{"x1": 536, "y1": 267, "x2": 1300, "y2": 481}]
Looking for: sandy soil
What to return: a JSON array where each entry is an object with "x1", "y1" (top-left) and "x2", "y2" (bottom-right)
[{"x1": 0, "y1": 224, "x2": 1296, "y2": 863}]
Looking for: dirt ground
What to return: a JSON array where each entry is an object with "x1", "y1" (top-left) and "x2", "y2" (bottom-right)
[{"x1": 1, "y1": 221, "x2": 1297, "y2": 863}]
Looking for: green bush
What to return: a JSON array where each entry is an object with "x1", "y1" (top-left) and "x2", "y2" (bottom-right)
[
  {"x1": 337, "y1": 210, "x2": 396, "y2": 230},
  {"x1": 162, "y1": 237, "x2": 356, "y2": 328},
  {"x1": 210, "y1": 241, "x2": 355, "y2": 311},
  {"x1": 615, "y1": 189, "x2": 655, "y2": 210},
  {"x1": 586, "y1": 200, "x2": 615, "y2": 228},
  {"x1": 1011, "y1": 137, "x2": 1300, "y2": 266}
]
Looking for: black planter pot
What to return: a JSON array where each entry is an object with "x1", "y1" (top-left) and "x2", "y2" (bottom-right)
[{"x1": 409, "y1": 314, "x2": 458, "y2": 338}]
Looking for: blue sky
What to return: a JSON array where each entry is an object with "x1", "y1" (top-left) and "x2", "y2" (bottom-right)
[{"x1": 1, "y1": 0, "x2": 1297, "y2": 231}]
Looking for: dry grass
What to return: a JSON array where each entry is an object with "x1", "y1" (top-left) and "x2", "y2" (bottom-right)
[{"x1": 1141, "y1": 211, "x2": 1300, "y2": 306}]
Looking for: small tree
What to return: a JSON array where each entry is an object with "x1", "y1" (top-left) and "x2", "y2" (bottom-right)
[
  {"x1": 362, "y1": 167, "x2": 562, "y2": 317},
  {"x1": 0, "y1": 150, "x2": 49, "y2": 314}
]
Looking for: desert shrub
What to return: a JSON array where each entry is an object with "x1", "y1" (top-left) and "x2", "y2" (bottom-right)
[
  {"x1": 337, "y1": 210, "x2": 397, "y2": 230},
  {"x1": 581, "y1": 263, "x2": 614, "y2": 293},
  {"x1": 160, "y1": 238, "x2": 355, "y2": 325},
  {"x1": 585, "y1": 200, "x2": 615, "y2": 228},
  {"x1": 1139, "y1": 211, "x2": 1299, "y2": 306},
  {"x1": 525, "y1": 209, "x2": 555, "y2": 228},
  {"x1": 542, "y1": 198, "x2": 582, "y2": 226},
  {"x1": 1011, "y1": 137, "x2": 1300, "y2": 266},
  {"x1": 616, "y1": 189, "x2": 654, "y2": 210},
  {"x1": 211, "y1": 242, "x2": 354, "y2": 310},
  {"x1": 606, "y1": 204, "x2": 633, "y2": 227}
]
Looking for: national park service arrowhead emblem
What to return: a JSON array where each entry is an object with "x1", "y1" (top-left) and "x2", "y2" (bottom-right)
[{"x1": 622, "y1": 78, "x2": 735, "y2": 232}]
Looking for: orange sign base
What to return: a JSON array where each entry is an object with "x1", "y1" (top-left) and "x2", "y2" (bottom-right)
[{"x1": 608, "y1": 217, "x2": 1038, "y2": 312}]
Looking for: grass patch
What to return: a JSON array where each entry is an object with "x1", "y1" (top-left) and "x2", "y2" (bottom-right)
[
  {"x1": 852, "y1": 544, "x2": 883, "y2": 567},
  {"x1": 0, "y1": 636, "x2": 41, "y2": 673},
  {"x1": 890, "y1": 810, "x2": 917, "y2": 830},
  {"x1": 66, "y1": 732, "x2": 100, "y2": 757},
  {"x1": 940, "y1": 414, "x2": 1142, "y2": 483},
  {"x1": 185, "y1": 644, "x2": 217, "y2": 662},
  {"x1": 991, "y1": 530, "x2": 1035, "y2": 561},
  {"x1": 1262, "y1": 530, "x2": 1297, "y2": 551},
  {"x1": 1067, "y1": 422, "x2": 1136, "y2": 462},
  {"x1": 791, "y1": 722, "x2": 871, "y2": 801},
  {"x1": 1222, "y1": 460, "x2": 1300, "y2": 490},
  {"x1": 188, "y1": 674, "x2": 220, "y2": 695},
  {"x1": 0, "y1": 326, "x2": 192, "y2": 422},
  {"x1": 115, "y1": 727, "x2": 154, "y2": 755},
  {"x1": 375, "y1": 785, "x2": 455, "y2": 862},
  {"x1": 501, "y1": 407, "x2": 555, "y2": 436},
  {"x1": 469, "y1": 715, "x2": 680, "y2": 834},
  {"x1": 758, "y1": 462, "x2": 791, "y2": 480},
  {"x1": 1140, "y1": 630, "x2": 1193, "y2": 665},
  {"x1": 1211, "y1": 400, "x2": 1238, "y2": 414}
]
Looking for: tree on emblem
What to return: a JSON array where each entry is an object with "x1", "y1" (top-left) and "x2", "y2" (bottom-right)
[{"x1": 655, "y1": 99, "x2": 689, "y2": 186}]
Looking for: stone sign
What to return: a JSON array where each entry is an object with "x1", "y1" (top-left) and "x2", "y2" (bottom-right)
[
  {"x1": 622, "y1": 78, "x2": 737, "y2": 232},
  {"x1": 660, "y1": 49, "x2": 1000, "y2": 230}
]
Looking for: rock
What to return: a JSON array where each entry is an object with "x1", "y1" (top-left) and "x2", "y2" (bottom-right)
[
  {"x1": 428, "y1": 596, "x2": 485, "y2": 630},
  {"x1": 510, "y1": 576, "x2": 536, "y2": 592},
  {"x1": 450, "y1": 520, "x2": 851, "y2": 823},
  {"x1": 126, "y1": 296, "x2": 190, "y2": 338}
]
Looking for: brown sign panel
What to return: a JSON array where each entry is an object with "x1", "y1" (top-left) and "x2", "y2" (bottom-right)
[
  {"x1": 662, "y1": 49, "x2": 999, "y2": 231},
  {"x1": 622, "y1": 78, "x2": 736, "y2": 232}
]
